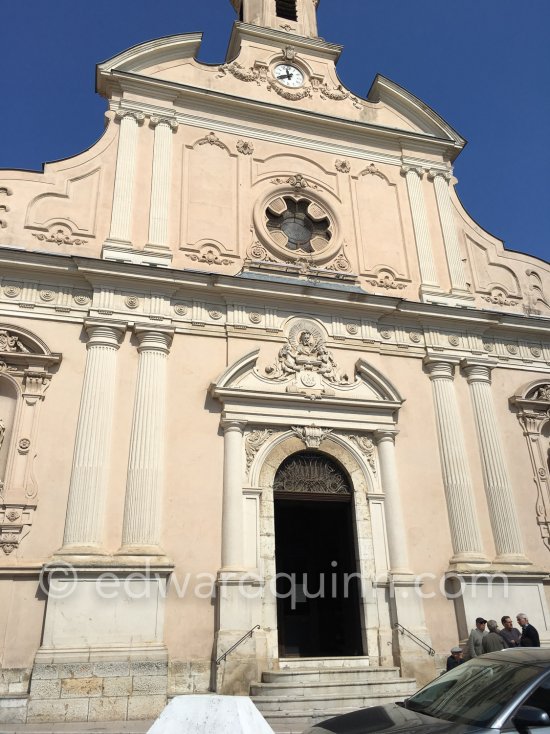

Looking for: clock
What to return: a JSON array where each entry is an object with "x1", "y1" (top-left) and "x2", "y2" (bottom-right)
[{"x1": 273, "y1": 64, "x2": 305, "y2": 88}]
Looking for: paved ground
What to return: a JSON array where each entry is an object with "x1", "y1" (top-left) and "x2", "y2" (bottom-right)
[{"x1": 0, "y1": 723, "x2": 154, "y2": 734}]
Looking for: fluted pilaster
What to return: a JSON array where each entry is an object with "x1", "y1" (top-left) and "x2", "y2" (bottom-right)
[
  {"x1": 120, "y1": 327, "x2": 174, "y2": 553},
  {"x1": 62, "y1": 322, "x2": 126, "y2": 551},
  {"x1": 147, "y1": 117, "x2": 178, "y2": 250},
  {"x1": 402, "y1": 165, "x2": 440, "y2": 290},
  {"x1": 221, "y1": 420, "x2": 246, "y2": 569},
  {"x1": 429, "y1": 170, "x2": 470, "y2": 295},
  {"x1": 425, "y1": 360, "x2": 487, "y2": 563},
  {"x1": 463, "y1": 363, "x2": 528, "y2": 563},
  {"x1": 374, "y1": 430, "x2": 411, "y2": 574},
  {"x1": 108, "y1": 111, "x2": 144, "y2": 244}
]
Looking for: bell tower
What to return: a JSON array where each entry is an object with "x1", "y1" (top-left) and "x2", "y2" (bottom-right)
[{"x1": 230, "y1": 0, "x2": 319, "y2": 39}]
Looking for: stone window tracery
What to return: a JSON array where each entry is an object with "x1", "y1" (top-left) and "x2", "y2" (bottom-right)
[{"x1": 266, "y1": 196, "x2": 332, "y2": 254}]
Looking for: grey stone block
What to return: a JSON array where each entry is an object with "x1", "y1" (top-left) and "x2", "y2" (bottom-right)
[
  {"x1": 30, "y1": 678, "x2": 62, "y2": 699},
  {"x1": 61, "y1": 677, "x2": 103, "y2": 698},
  {"x1": 58, "y1": 663, "x2": 94, "y2": 679},
  {"x1": 127, "y1": 694, "x2": 166, "y2": 720},
  {"x1": 132, "y1": 675, "x2": 168, "y2": 695},
  {"x1": 103, "y1": 676, "x2": 132, "y2": 697},
  {"x1": 63, "y1": 698, "x2": 91, "y2": 722},
  {"x1": 27, "y1": 698, "x2": 89, "y2": 723},
  {"x1": 89, "y1": 696, "x2": 129, "y2": 722},
  {"x1": 31, "y1": 664, "x2": 59, "y2": 680},
  {"x1": 0, "y1": 702, "x2": 27, "y2": 724},
  {"x1": 93, "y1": 661, "x2": 130, "y2": 678},
  {"x1": 130, "y1": 661, "x2": 167, "y2": 677}
]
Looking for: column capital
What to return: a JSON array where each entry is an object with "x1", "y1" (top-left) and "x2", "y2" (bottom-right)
[
  {"x1": 221, "y1": 419, "x2": 246, "y2": 434},
  {"x1": 149, "y1": 115, "x2": 179, "y2": 131},
  {"x1": 423, "y1": 357, "x2": 458, "y2": 380},
  {"x1": 115, "y1": 109, "x2": 145, "y2": 125},
  {"x1": 134, "y1": 325, "x2": 175, "y2": 354},
  {"x1": 401, "y1": 164, "x2": 425, "y2": 179},
  {"x1": 461, "y1": 358, "x2": 497, "y2": 384},
  {"x1": 84, "y1": 320, "x2": 126, "y2": 348},
  {"x1": 373, "y1": 428, "x2": 399, "y2": 445},
  {"x1": 427, "y1": 168, "x2": 453, "y2": 183}
]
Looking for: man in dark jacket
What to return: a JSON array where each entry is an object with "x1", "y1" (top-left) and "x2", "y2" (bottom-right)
[
  {"x1": 517, "y1": 613, "x2": 541, "y2": 647},
  {"x1": 500, "y1": 616, "x2": 521, "y2": 648}
]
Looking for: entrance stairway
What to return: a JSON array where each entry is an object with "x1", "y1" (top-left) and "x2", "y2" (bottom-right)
[{"x1": 251, "y1": 657, "x2": 417, "y2": 734}]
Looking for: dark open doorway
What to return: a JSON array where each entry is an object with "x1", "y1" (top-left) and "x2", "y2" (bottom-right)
[{"x1": 274, "y1": 452, "x2": 363, "y2": 658}]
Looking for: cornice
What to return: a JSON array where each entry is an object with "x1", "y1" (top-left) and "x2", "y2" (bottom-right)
[
  {"x1": 226, "y1": 22, "x2": 342, "y2": 63},
  {"x1": 107, "y1": 71, "x2": 460, "y2": 158}
]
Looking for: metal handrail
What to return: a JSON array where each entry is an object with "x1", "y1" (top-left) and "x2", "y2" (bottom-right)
[
  {"x1": 394, "y1": 622, "x2": 435, "y2": 656},
  {"x1": 216, "y1": 625, "x2": 261, "y2": 666}
]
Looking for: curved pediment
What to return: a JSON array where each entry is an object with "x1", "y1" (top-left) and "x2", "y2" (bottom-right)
[{"x1": 367, "y1": 75, "x2": 466, "y2": 147}]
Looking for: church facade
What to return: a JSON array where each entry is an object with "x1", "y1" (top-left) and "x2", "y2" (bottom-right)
[{"x1": 0, "y1": 0, "x2": 549, "y2": 725}]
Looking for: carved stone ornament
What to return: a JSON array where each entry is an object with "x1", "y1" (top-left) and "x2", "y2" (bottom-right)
[
  {"x1": 274, "y1": 453, "x2": 351, "y2": 495},
  {"x1": 283, "y1": 46, "x2": 297, "y2": 61},
  {"x1": 349, "y1": 435, "x2": 377, "y2": 473},
  {"x1": 335, "y1": 159, "x2": 351, "y2": 174},
  {"x1": 292, "y1": 425, "x2": 333, "y2": 449},
  {"x1": 245, "y1": 429, "x2": 273, "y2": 473},
  {"x1": 265, "y1": 320, "x2": 350, "y2": 397},
  {"x1": 482, "y1": 287, "x2": 519, "y2": 307},
  {"x1": 328, "y1": 253, "x2": 352, "y2": 273},
  {"x1": 0, "y1": 533, "x2": 18, "y2": 555},
  {"x1": 198, "y1": 132, "x2": 225, "y2": 149},
  {"x1": 0, "y1": 418, "x2": 5, "y2": 451},
  {"x1": 362, "y1": 163, "x2": 385, "y2": 178},
  {"x1": 510, "y1": 385, "x2": 550, "y2": 551},
  {"x1": 186, "y1": 248, "x2": 232, "y2": 266},
  {"x1": 236, "y1": 140, "x2": 254, "y2": 155},
  {"x1": 124, "y1": 296, "x2": 140, "y2": 310},
  {"x1": 32, "y1": 225, "x2": 87, "y2": 247},
  {"x1": 270, "y1": 174, "x2": 320, "y2": 190},
  {"x1": 368, "y1": 269, "x2": 407, "y2": 291},
  {"x1": 0, "y1": 330, "x2": 30, "y2": 354}
]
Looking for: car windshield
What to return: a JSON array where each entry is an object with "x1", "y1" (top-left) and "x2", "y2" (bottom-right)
[{"x1": 406, "y1": 658, "x2": 542, "y2": 727}]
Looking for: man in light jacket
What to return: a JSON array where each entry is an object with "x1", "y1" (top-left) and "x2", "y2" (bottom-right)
[{"x1": 464, "y1": 617, "x2": 488, "y2": 660}]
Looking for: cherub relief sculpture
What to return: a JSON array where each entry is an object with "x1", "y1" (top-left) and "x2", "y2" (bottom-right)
[
  {"x1": 535, "y1": 384, "x2": 550, "y2": 401},
  {"x1": 265, "y1": 320, "x2": 349, "y2": 397},
  {"x1": 0, "y1": 330, "x2": 29, "y2": 353}
]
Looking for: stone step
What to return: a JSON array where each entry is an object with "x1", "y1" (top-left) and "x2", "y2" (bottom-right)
[
  {"x1": 262, "y1": 666, "x2": 401, "y2": 685},
  {"x1": 257, "y1": 703, "x2": 399, "y2": 734},
  {"x1": 253, "y1": 689, "x2": 414, "y2": 713},
  {"x1": 278, "y1": 656, "x2": 371, "y2": 670},
  {"x1": 251, "y1": 677, "x2": 416, "y2": 698}
]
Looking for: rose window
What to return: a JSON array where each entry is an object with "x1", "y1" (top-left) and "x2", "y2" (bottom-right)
[{"x1": 266, "y1": 196, "x2": 332, "y2": 254}]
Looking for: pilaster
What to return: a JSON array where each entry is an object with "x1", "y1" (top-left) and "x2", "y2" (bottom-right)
[
  {"x1": 60, "y1": 320, "x2": 126, "y2": 554},
  {"x1": 401, "y1": 165, "x2": 441, "y2": 298},
  {"x1": 424, "y1": 358, "x2": 488, "y2": 566},
  {"x1": 146, "y1": 117, "x2": 178, "y2": 253},
  {"x1": 119, "y1": 326, "x2": 174, "y2": 555},
  {"x1": 428, "y1": 170, "x2": 473, "y2": 300},
  {"x1": 221, "y1": 419, "x2": 246, "y2": 570},
  {"x1": 463, "y1": 360, "x2": 529, "y2": 565}
]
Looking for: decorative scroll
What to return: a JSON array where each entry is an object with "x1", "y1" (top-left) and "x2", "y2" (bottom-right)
[
  {"x1": 349, "y1": 435, "x2": 377, "y2": 473},
  {"x1": 274, "y1": 453, "x2": 350, "y2": 495},
  {"x1": 245, "y1": 429, "x2": 272, "y2": 473}
]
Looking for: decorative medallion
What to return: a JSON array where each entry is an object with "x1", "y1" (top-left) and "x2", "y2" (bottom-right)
[
  {"x1": 174, "y1": 304, "x2": 189, "y2": 317},
  {"x1": 483, "y1": 341, "x2": 495, "y2": 352},
  {"x1": 409, "y1": 331, "x2": 422, "y2": 344},
  {"x1": 249, "y1": 312, "x2": 262, "y2": 325},
  {"x1": 39, "y1": 290, "x2": 55, "y2": 302},
  {"x1": 124, "y1": 296, "x2": 140, "y2": 310},
  {"x1": 3, "y1": 286, "x2": 21, "y2": 299},
  {"x1": 335, "y1": 160, "x2": 351, "y2": 173},
  {"x1": 209, "y1": 310, "x2": 223, "y2": 321},
  {"x1": 329, "y1": 253, "x2": 352, "y2": 273},
  {"x1": 18, "y1": 438, "x2": 31, "y2": 452},
  {"x1": 6, "y1": 511, "x2": 20, "y2": 523},
  {"x1": 506, "y1": 344, "x2": 519, "y2": 355},
  {"x1": 346, "y1": 324, "x2": 359, "y2": 336},
  {"x1": 73, "y1": 293, "x2": 91, "y2": 306},
  {"x1": 530, "y1": 347, "x2": 542, "y2": 358},
  {"x1": 380, "y1": 329, "x2": 393, "y2": 340},
  {"x1": 448, "y1": 335, "x2": 460, "y2": 347}
]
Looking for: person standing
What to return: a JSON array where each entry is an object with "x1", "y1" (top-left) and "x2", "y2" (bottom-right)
[
  {"x1": 500, "y1": 616, "x2": 521, "y2": 648},
  {"x1": 517, "y1": 613, "x2": 541, "y2": 647},
  {"x1": 464, "y1": 617, "x2": 488, "y2": 660},
  {"x1": 482, "y1": 620, "x2": 506, "y2": 653},
  {"x1": 446, "y1": 646, "x2": 464, "y2": 671}
]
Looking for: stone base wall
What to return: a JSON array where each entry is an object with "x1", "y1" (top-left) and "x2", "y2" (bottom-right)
[
  {"x1": 0, "y1": 669, "x2": 32, "y2": 724},
  {"x1": 26, "y1": 660, "x2": 168, "y2": 724},
  {"x1": 168, "y1": 660, "x2": 211, "y2": 696}
]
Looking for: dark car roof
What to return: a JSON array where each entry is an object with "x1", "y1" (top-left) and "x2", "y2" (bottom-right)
[{"x1": 481, "y1": 649, "x2": 550, "y2": 666}]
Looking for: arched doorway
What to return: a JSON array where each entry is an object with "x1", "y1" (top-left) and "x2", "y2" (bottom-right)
[{"x1": 274, "y1": 451, "x2": 363, "y2": 658}]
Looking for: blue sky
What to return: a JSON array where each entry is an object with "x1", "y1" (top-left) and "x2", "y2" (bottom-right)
[{"x1": 1, "y1": 0, "x2": 548, "y2": 263}]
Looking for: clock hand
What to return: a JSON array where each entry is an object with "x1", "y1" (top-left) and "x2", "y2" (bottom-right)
[{"x1": 277, "y1": 73, "x2": 292, "y2": 80}]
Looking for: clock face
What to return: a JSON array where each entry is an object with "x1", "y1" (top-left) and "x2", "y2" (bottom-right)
[{"x1": 273, "y1": 64, "x2": 305, "y2": 88}]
